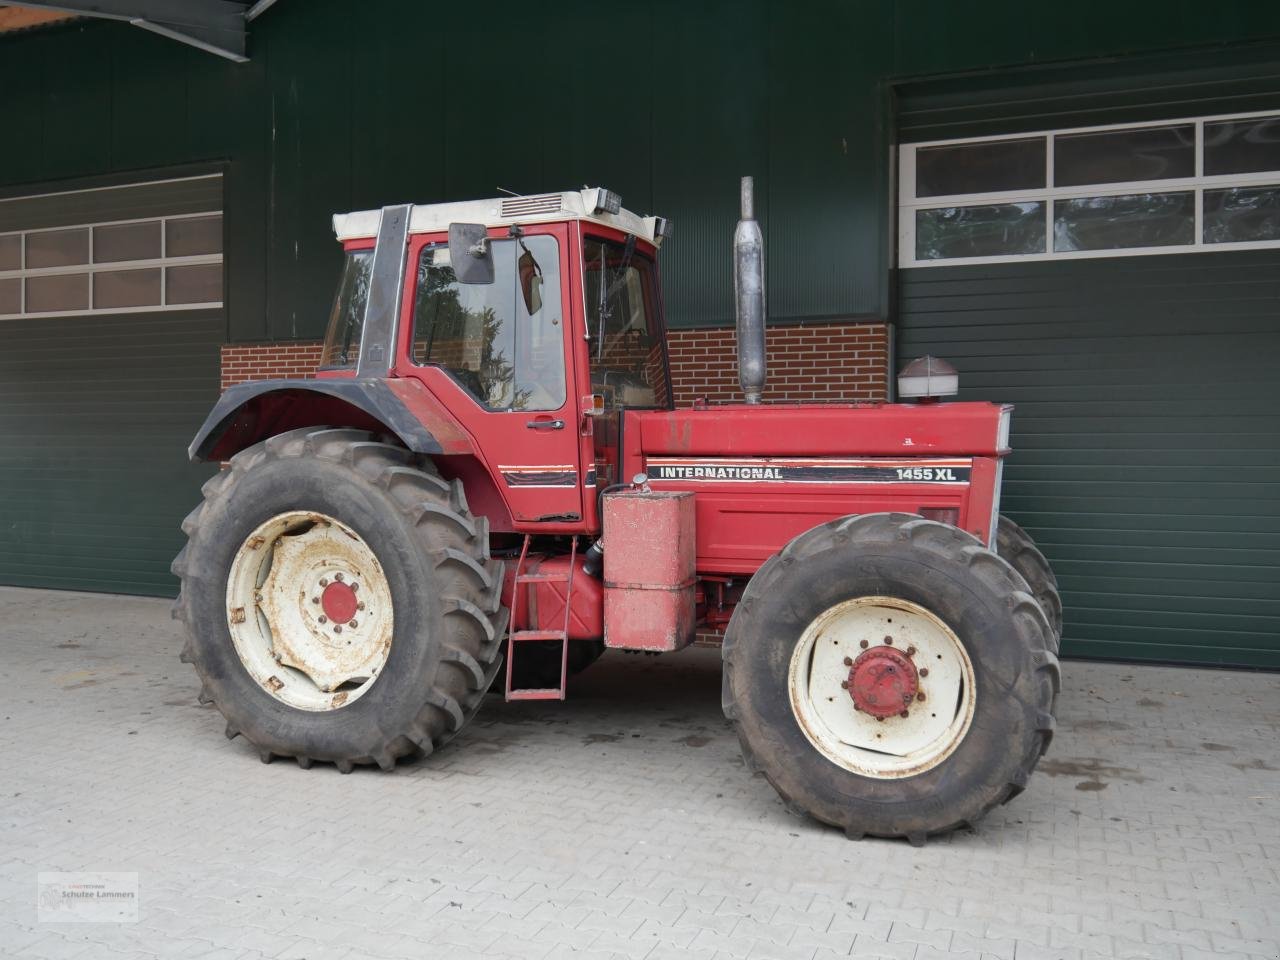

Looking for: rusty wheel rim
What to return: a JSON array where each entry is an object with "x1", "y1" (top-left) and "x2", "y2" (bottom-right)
[
  {"x1": 225, "y1": 511, "x2": 394, "y2": 712},
  {"x1": 787, "y1": 596, "x2": 975, "y2": 779}
]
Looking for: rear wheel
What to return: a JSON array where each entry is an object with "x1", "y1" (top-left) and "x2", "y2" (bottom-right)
[
  {"x1": 722, "y1": 513, "x2": 1059, "y2": 843},
  {"x1": 997, "y1": 515, "x2": 1063, "y2": 651},
  {"x1": 172, "y1": 428, "x2": 506, "y2": 771}
]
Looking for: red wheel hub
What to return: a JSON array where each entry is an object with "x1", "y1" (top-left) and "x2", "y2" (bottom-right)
[
  {"x1": 321, "y1": 581, "x2": 358, "y2": 624},
  {"x1": 846, "y1": 645, "x2": 919, "y2": 718}
]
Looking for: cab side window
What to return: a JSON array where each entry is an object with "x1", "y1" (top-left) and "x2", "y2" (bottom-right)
[{"x1": 412, "y1": 235, "x2": 565, "y2": 411}]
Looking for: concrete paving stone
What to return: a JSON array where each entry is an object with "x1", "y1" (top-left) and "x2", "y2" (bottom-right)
[
  {"x1": 986, "y1": 921, "x2": 1050, "y2": 948},
  {"x1": 848, "y1": 934, "x2": 916, "y2": 960},
  {"x1": 646, "y1": 946, "x2": 718, "y2": 960},
  {"x1": 887, "y1": 921, "x2": 950, "y2": 951},
  {"x1": 1108, "y1": 937, "x2": 1176, "y2": 959},
  {"x1": 485, "y1": 936, "x2": 557, "y2": 960},
  {"x1": 673, "y1": 908, "x2": 742, "y2": 937},
  {"x1": 950, "y1": 932, "x2": 1016, "y2": 960},
  {"x1": 787, "y1": 925, "x2": 855, "y2": 955},
  {"x1": 1208, "y1": 933, "x2": 1280, "y2": 957},
  {"x1": 827, "y1": 915, "x2": 893, "y2": 941},
  {"x1": 913, "y1": 947, "x2": 982, "y2": 960},
  {"x1": 1011, "y1": 943, "x2": 1083, "y2": 960},
  {"x1": 630, "y1": 918, "x2": 700, "y2": 948},
  {"x1": 3, "y1": 587, "x2": 1279, "y2": 960}
]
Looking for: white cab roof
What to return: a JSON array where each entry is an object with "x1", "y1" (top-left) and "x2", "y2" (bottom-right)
[{"x1": 332, "y1": 188, "x2": 667, "y2": 247}]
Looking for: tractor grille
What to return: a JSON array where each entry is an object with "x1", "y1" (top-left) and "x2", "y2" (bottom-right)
[{"x1": 501, "y1": 194, "x2": 563, "y2": 218}]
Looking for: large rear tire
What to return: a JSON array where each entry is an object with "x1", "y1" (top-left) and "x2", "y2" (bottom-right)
[
  {"x1": 997, "y1": 515, "x2": 1063, "y2": 652},
  {"x1": 172, "y1": 428, "x2": 506, "y2": 771},
  {"x1": 722, "y1": 513, "x2": 1059, "y2": 843}
]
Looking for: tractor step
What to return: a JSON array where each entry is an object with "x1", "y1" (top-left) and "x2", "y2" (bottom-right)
[
  {"x1": 504, "y1": 535, "x2": 577, "y2": 702},
  {"x1": 505, "y1": 687, "x2": 565, "y2": 702},
  {"x1": 510, "y1": 629, "x2": 567, "y2": 642}
]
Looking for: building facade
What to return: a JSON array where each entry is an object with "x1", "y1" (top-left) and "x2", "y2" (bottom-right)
[{"x1": 1, "y1": 1, "x2": 1277, "y2": 666}]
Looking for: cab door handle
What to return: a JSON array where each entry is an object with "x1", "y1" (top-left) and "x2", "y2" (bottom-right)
[{"x1": 526, "y1": 418, "x2": 565, "y2": 430}]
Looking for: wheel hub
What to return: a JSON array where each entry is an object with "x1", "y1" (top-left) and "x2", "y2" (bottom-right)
[
  {"x1": 846, "y1": 645, "x2": 918, "y2": 718},
  {"x1": 225, "y1": 511, "x2": 393, "y2": 711},
  {"x1": 321, "y1": 579, "x2": 359, "y2": 624},
  {"x1": 787, "y1": 595, "x2": 975, "y2": 779}
]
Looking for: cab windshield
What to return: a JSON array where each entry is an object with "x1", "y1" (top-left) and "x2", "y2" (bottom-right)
[{"x1": 583, "y1": 236, "x2": 670, "y2": 409}]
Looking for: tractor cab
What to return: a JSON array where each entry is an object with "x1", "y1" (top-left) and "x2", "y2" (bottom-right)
[{"x1": 316, "y1": 188, "x2": 673, "y2": 528}]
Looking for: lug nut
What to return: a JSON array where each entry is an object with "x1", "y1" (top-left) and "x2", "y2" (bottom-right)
[
  {"x1": 884, "y1": 636, "x2": 893, "y2": 645},
  {"x1": 920, "y1": 668, "x2": 929, "y2": 678},
  {"x1": 917, "y1": 692, "x2": 926, "y2": 702},
  {"x1": 318, "y1": 615, "x2": 327, "y2": 624},
  {"x1": 843, "y1": 656, "x2": 853, "y2": 667},
  {"x1": 357, "y1": 602, "x2": 365, "y2": 611},
  {"x1": 852, "y1": 703, "x2": 860, "y2": 711},
  {"x1": 875, "y1": 716, "x2": 884, "y2": 722},
  {"x1": 335, "y1": 572, "x2": 344, "y2": 582},
  {"x1": 900, "y1": 710, "x2": 910, "y2": 718},
  {"x1": 348, "y1": 619, "x2": 358, "y2": 628},
  {"x1": 334, "y1": 625, "x2": 342, "y2": 634},
  {"x1": 319, "y1": 578, "x2": 329, "y2": 587},
  {"x1": 840, "y1": 680, "x2": 849, "y2": 689},
  {"x1": 312, "y1": 596, "x2": 320, "y2": 604},
  {"x1": 859, "y1": 639, "x2": 869, "y2": 649},
  {"x1": 350, "y1": 582, "x2": 359, "y2": 593},
  {"x1": 906, "y1": 646, "x2": 916, "y2": 656}
]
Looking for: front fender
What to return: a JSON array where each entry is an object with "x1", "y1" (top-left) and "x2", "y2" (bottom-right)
[{"x1": 189, "y1": 377, "x2": 474, "y2": 462}]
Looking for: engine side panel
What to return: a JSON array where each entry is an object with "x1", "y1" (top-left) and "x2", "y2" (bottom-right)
[{"x1": 626, "y1": 403, "x2": 1008, "y2": 575}]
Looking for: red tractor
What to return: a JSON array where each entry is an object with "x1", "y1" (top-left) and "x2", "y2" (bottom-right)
[{"x1": 175, "y1": 179, "x2": 1061, "y2": 843}]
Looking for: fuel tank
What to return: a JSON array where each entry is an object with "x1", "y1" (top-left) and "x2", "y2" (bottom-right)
[{"x1": 602, "y1": 490, "x2": 696, "y2": 652}]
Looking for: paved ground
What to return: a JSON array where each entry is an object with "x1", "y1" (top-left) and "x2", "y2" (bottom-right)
[{"x1": 0, "y1": 585, "x2": 1277, "y2": 960}]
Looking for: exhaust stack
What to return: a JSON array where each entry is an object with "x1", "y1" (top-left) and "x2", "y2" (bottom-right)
[{"x1": 733, "y1": 175, "x2": 766, "y2": 404}]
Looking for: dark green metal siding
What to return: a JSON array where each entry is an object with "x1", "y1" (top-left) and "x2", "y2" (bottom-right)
[
  {"x1": 0, "y1": 311, "x2": 220, "y2": 596},
  {"x1": 5, "y1": 2, "x2": 1280, "y2": 339},
  {"x1": 899, "y1": 252, "x2": 1280, "y2": 668}
]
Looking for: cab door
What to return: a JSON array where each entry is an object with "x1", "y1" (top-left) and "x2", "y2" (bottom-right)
[{"x1": 397, "y1": 224, "x2": 582, "y2": 527}]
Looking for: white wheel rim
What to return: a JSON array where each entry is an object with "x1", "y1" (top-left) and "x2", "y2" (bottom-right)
[
  {"x1": 788, "y1": 596, "x2": 975, "y2": 779},
  {"x1": 225, "y1": 511, "x2": 394, "y2": 712}
]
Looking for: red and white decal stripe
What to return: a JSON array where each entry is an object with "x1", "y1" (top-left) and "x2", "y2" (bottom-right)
[{"x1": 645, "y1": 457, "x2": 972, "y2": 484}]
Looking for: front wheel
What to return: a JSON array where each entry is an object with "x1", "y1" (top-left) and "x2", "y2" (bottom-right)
[
  {"x1": 172, "y1": 428, "x2": 507, "y2": 771},
  {"x1": 722, "y1": 513, "x2": 1059, "y2": 843},
  {"x1": 997, "y1": 515, "x2": 1063, "y2": 652}
]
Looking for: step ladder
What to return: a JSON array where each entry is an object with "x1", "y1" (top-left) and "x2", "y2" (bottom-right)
[{"x1": 504, "y1": 535, "x2": 577, "y2": 701}]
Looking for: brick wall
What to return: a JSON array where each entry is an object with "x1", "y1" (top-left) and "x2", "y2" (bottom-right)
[
  {"x1": 221, "y1": 342, "x2": 325, "y2": 391},
  {"x1": 221, "y1": 320, "x2": 890, "y2": 402}
]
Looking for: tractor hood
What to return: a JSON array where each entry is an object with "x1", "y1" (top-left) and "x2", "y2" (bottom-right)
[{"x1": 634, "y1": 402, "x2": 1012, "y2": 459}]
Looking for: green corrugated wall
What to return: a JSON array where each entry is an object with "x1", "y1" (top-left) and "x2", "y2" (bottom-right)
[{"x1": 899, "y1": 254, "x2": 1280, "y2": 668}]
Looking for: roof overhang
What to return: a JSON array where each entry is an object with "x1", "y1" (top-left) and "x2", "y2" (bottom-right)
[{"x1": 4, "y1": 1, "x2": 279, "y2": 61}]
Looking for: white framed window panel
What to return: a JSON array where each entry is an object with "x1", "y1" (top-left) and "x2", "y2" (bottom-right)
[
  {"x1": 898, "y1": 108, "x2": 1280, "y2": 268},
  {"x1": 0, "y1": 210, "x2": 224, "y2": 319}
]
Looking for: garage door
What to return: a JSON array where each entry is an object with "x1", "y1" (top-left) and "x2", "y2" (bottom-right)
[
  {"x1": 896, "y1": 102, "x2": 1280, "y2": 668},
  {"x1": 0, "y1": 176, "x2": 221, "y2": 596}
]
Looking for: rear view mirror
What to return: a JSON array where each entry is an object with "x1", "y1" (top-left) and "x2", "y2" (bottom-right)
[{"x1": 448, "y1": 222, "x2": 494, "y2": 284}]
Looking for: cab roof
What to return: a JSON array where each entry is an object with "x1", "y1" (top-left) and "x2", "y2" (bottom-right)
[{"x1": 332, "y1": 187, "x2": 668, "y2": 248}]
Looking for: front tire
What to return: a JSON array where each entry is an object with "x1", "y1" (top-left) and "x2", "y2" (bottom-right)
[
  {"x1": 722, "y1": 513, "x2": 1059, "y2": 843},
  {"x1": 172, "y1": 428, "x2": 506, "y2": 771},
  {"x1": 997, "y1": 515, "x2": 1063, "y2": 651}
]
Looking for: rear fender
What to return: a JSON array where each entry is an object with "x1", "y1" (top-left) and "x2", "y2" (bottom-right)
[{"x1": 189, "y1": 377, "x2": 474, "y2": 462}]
